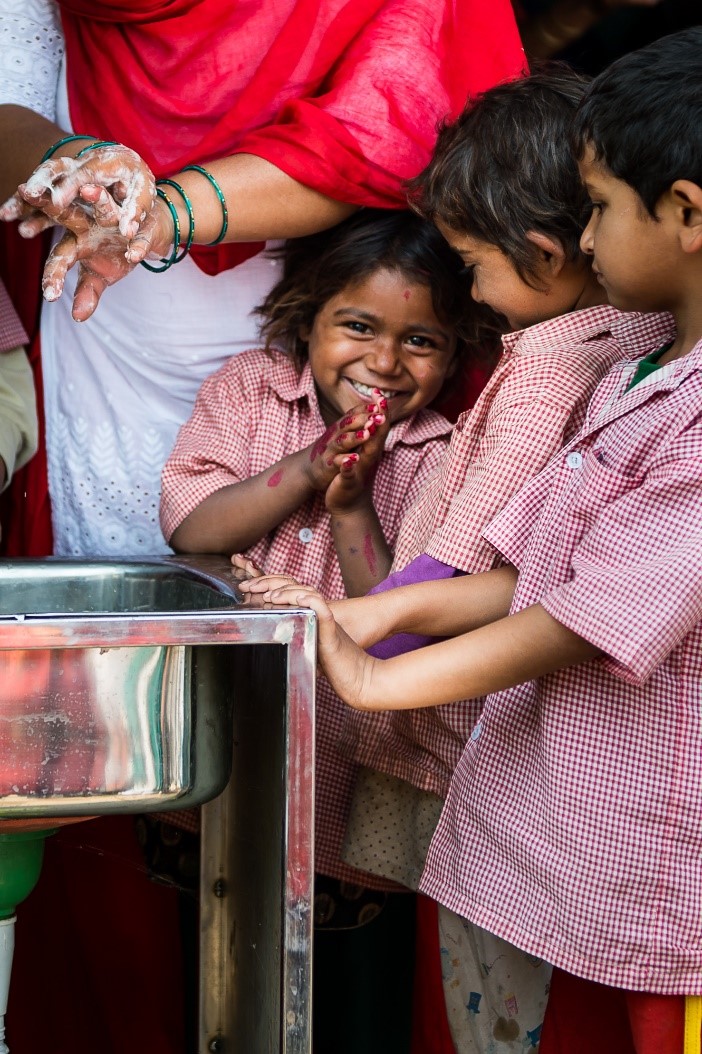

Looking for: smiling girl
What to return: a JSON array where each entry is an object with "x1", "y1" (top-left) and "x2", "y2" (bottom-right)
[{"x1": 160, "y1": 209, "x2": 477, "y2": 598}]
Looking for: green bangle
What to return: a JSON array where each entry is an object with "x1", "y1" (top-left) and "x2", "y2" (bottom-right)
[
  {"x1": 156, "y1": 179, "x2": 194, "y2": 262},
  {"x1": 180, "y1": 164, "x2": 229, "y2": 245},
  {"x1": 141, "y1": 187, "x2": 181, "y2": 273},
  {"x1": 74, "y1": 140, "x2": 119, "y2": 158},
  {"x1": 40, "y1": 134, "x2": 98, "y2": 164}
]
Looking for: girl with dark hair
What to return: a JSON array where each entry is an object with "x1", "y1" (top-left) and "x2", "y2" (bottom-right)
[{"x1": 160, "y1": 208, "x2": 474, "y2": 596}]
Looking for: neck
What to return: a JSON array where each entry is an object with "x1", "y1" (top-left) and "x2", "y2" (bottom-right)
[
  {"x1": 572, "y1": 269, "x2": 608, "y2": 313},
  {"x1": 662, "y1": 274, "x2": 702, "y2": 361}
]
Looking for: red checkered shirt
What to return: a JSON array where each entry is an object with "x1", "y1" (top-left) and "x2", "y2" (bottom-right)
[
  {"x1": 336, "y1": 307, "x2": 666, "y2": 801},
  {"x1": 0, "y1": 280, "x2": 28, "y2": 352},
  {"x1": 420, "y1": 320, "x2": 702, "y2": 994}
]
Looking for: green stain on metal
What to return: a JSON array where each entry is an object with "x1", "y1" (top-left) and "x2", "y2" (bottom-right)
[{"x1": 0, "y1": 831, "x2": 54, "y2": 919}]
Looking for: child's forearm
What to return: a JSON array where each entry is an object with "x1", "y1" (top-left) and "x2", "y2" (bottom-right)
[
  {"x1": 348, "y1": 602, "x2": 601, "y2": 711},
  {"x1": 331, "y1": 505, "x2": 392, "y2": 597},
  {"x1": 329, "y1": 565, "x2": 518, "y2": 644},
  {"x1": 169, "y1": 448, "x2": 317, "y2": 553}
]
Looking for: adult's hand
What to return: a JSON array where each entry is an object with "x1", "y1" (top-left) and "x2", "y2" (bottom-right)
[{"x1": 0, "y1": 144, "x2": 159, "y2": 321}]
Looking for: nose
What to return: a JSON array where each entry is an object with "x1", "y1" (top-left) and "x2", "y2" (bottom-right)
[
  {"x1": 580, "y1": 214, "x2": 595, "y2": 256},
  {"x1": 366, "y1": 338, "x2": 402, "y2": 376}
]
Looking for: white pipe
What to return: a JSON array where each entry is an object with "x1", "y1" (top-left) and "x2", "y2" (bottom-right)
[{"x1": 0, "y1": 917, "x2": 15, "y2": 1054}]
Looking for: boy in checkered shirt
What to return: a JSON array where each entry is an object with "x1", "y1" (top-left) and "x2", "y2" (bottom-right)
[{"x1": 254, "y1": 29, "x2": 702, "y2": 1054}]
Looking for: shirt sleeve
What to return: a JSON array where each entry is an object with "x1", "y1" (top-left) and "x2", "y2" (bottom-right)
[
  {"x1": 159, "y1": 359, "x2": 255, "y2": 542},
  {"x1": 0, "y1": 0, "x2": 64, "y2": 120},
  {"x1": 0, "y1": 345, "x2": 38, "y2": 489},
  {"x1": 427, "y1": 397, "x2": 574, "y2": 573},
  {"x1": 236, "y1": 0, "x2": 525, "y2": 207},
  {"x1": 540, "y1": 428, "x2": 702, "y2": 684}
]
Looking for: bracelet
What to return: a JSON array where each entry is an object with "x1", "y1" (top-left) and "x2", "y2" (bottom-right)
[
  {"x1": 156, "y1": 178, "x2": 194, "y2": 262},
  {"x1": 141, "y1": 187, "x2": 181, "y2": 273},
  {"x1": 40, "y1": 134, "x2": 98, "y2": 165},
  {"x1": 74, "y1": 140, "x2": 119, "y2": 158},
  {"x1": 180, "y1": 164, "x2": 229, "y2": 245}
]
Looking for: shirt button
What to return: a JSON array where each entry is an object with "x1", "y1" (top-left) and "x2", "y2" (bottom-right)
[
  {"x1": 470, "y1": 722, "x2": 482, "y2": 742},
  {"x1": 566, "y1": 451, "x2": 583, "y2": 469},
  {"x1": 298, "y1": 527, "x2": 314, "y2": 544}
]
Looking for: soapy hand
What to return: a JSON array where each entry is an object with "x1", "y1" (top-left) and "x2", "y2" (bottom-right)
[{"x1": 0, "y1": 144, "x2": 159, "y2": 321}]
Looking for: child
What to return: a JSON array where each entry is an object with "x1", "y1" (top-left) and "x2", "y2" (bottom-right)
[
  {"x1": 160, "y1": 208, "x2": 474, "y2": 594},
  {"x1": 243, "y1": 67, "x2": 670, "y2": 1053},
  {"x1": 259, "y1": 28, "x2": 702, "y2": 1054}
]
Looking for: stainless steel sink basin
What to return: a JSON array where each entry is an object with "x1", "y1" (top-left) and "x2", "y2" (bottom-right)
[{"x1": 0, "y1": 556, "x2": 246, "y2": 816}]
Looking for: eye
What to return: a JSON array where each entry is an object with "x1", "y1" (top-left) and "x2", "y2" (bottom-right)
[
  {"x1": 405, "y1": 334, "x2": 439, "y2": 352},
  {"x1": 343, "y1": 320, "x2": 372, "y2": 334},
  {"x1": 588, "y1": 201, "x2": 604, "y2": 216},
  {"x1": 459, "y1": 264, "x2": 475, "y2": 277}
]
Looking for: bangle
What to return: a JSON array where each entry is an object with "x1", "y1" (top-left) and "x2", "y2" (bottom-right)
[
  {"x1": 156, "y1": 179, "x2": 194, "y2": 262},
  {"x1": 141, "y1": 187, "x2": 181, "y2": 273},
  {"x1": 180, "y1": 164, "x2": 229, "y2": 245},
  {"x1": 74, "y1": 140, "x2": 119, "y2": 158},
  {"x1": 40, "y1": 134, "x2": 98, "y2": 164}
]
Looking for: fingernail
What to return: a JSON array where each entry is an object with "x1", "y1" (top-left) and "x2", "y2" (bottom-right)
[
  {"x1": 43, "y1": 284, "x2": 59, "y2": 302},
  {"x1": 342, "y1": 454, "x2": 359, "y2": 466},
  {"x1": 355, "y1": 430, "x2": 366, "y2": 439},
  {"x1": 337, "y1": 432, "x2": 348, "y2": 443},
  {"x1": 340, "y1": 416, "x2": 354, "y2": 427},
  {"x1": 373, "y1": 414, "x2": 385, "y2": 425},
  {"x1": 379, "y1": 397, "x2": 388, "y2": 410},
  {"x1": 367, "y1": 423, "x2": 377, "y2": 435}
]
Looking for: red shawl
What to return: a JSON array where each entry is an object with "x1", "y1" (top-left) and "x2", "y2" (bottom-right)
[{"x1": 56, "y1": 0, "x2": 525, "y2": 274}]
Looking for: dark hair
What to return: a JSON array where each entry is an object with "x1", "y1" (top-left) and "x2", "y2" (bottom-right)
[
  {"x1": 257, "y1": 208, "x2": 496, "y2": 362},
  {"x1": 407, "y1": 66, "x2": 590, "y2": 282},
  {"x1": 572, "y1": 28, "x2": 702, "y2": 215}
]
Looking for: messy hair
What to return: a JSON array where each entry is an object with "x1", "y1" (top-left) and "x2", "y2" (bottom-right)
[
  {"x1": 257, "y1": 208, "x2": 499, "y2": 364},
  {"x1": 408, "y1": 66, "x2": 591, "y2": 283},
  {"x1": 572, "y1": 27, "x2": 702, "y2": 215}
]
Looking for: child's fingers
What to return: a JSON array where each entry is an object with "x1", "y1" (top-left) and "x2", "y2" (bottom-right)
[
  {"x1": 231, "y1": 553, "x2": 263, "y2": 577},
  {"x1": 239, "y1": 573, "x2": 300, "y2": 593}
]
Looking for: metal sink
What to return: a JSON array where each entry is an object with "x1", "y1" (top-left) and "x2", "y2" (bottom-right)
[{"x1": 0, "y1": 556, "x2": 246, "y2": 816}]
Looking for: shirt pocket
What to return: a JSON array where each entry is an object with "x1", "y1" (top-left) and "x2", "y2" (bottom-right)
[{"x1": 568, "y1": 446, "x2": 644, "y2": 527}]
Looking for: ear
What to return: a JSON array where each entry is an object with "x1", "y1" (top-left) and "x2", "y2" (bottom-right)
[
  {"x1": 525, "y1": 230, "x2": 567, "y2": 276},
  {"x1": 669, "y1": 180, "x2": 702, "y2": 254}
]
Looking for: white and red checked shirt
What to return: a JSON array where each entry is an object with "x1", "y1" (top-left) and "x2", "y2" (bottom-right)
[
  {"x1": 421, "y1": 323, "x2": 702, "y2": 994},
  {"x1": 161, "y1": 346, "x2": 451, "y2": 585},
  {"x1": 337, "y1": 307, "x2": 669, "y2": 800}
]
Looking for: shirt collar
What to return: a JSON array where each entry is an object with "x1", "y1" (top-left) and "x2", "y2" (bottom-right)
[
  {"x1": 501, "y1": 307, "x2": 675, "y2": 360},
  {"x1": 266, "y1": 347, "x2": 451, "y2": 449}
]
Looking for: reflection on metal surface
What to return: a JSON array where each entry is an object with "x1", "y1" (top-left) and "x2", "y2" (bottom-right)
[
  {"x1": 0, "y1": 556, "x2": 315, "y2": 1052},
  {"x1": 0, "y1": 558, "x2": 244, "y2": 815}
]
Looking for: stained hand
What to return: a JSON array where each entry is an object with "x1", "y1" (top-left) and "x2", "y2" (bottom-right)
[
  {"x1": 325, "y1": 398, "x2": 389, "y2": 513},
  {"x1": 306, "y1": 403, "x2": 379, "y2": 491}
]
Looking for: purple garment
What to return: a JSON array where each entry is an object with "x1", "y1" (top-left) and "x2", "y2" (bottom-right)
[{"x1": 367, "y1": 554, "x2": 462, "y2": 659}]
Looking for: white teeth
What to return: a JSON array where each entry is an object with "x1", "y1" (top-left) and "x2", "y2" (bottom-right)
[{"x1": 349, "y1": 380, "x2": 397, "y2": 399}]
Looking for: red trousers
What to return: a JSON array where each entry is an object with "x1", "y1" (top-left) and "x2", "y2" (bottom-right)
[{"x1": 541, "y1": 968, "x2": 689, "y2": 1054}]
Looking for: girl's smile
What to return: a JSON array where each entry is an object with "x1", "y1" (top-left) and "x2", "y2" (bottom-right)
[{"x1": 303, "y1": 267, "x2": 457, "y2": 426}]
